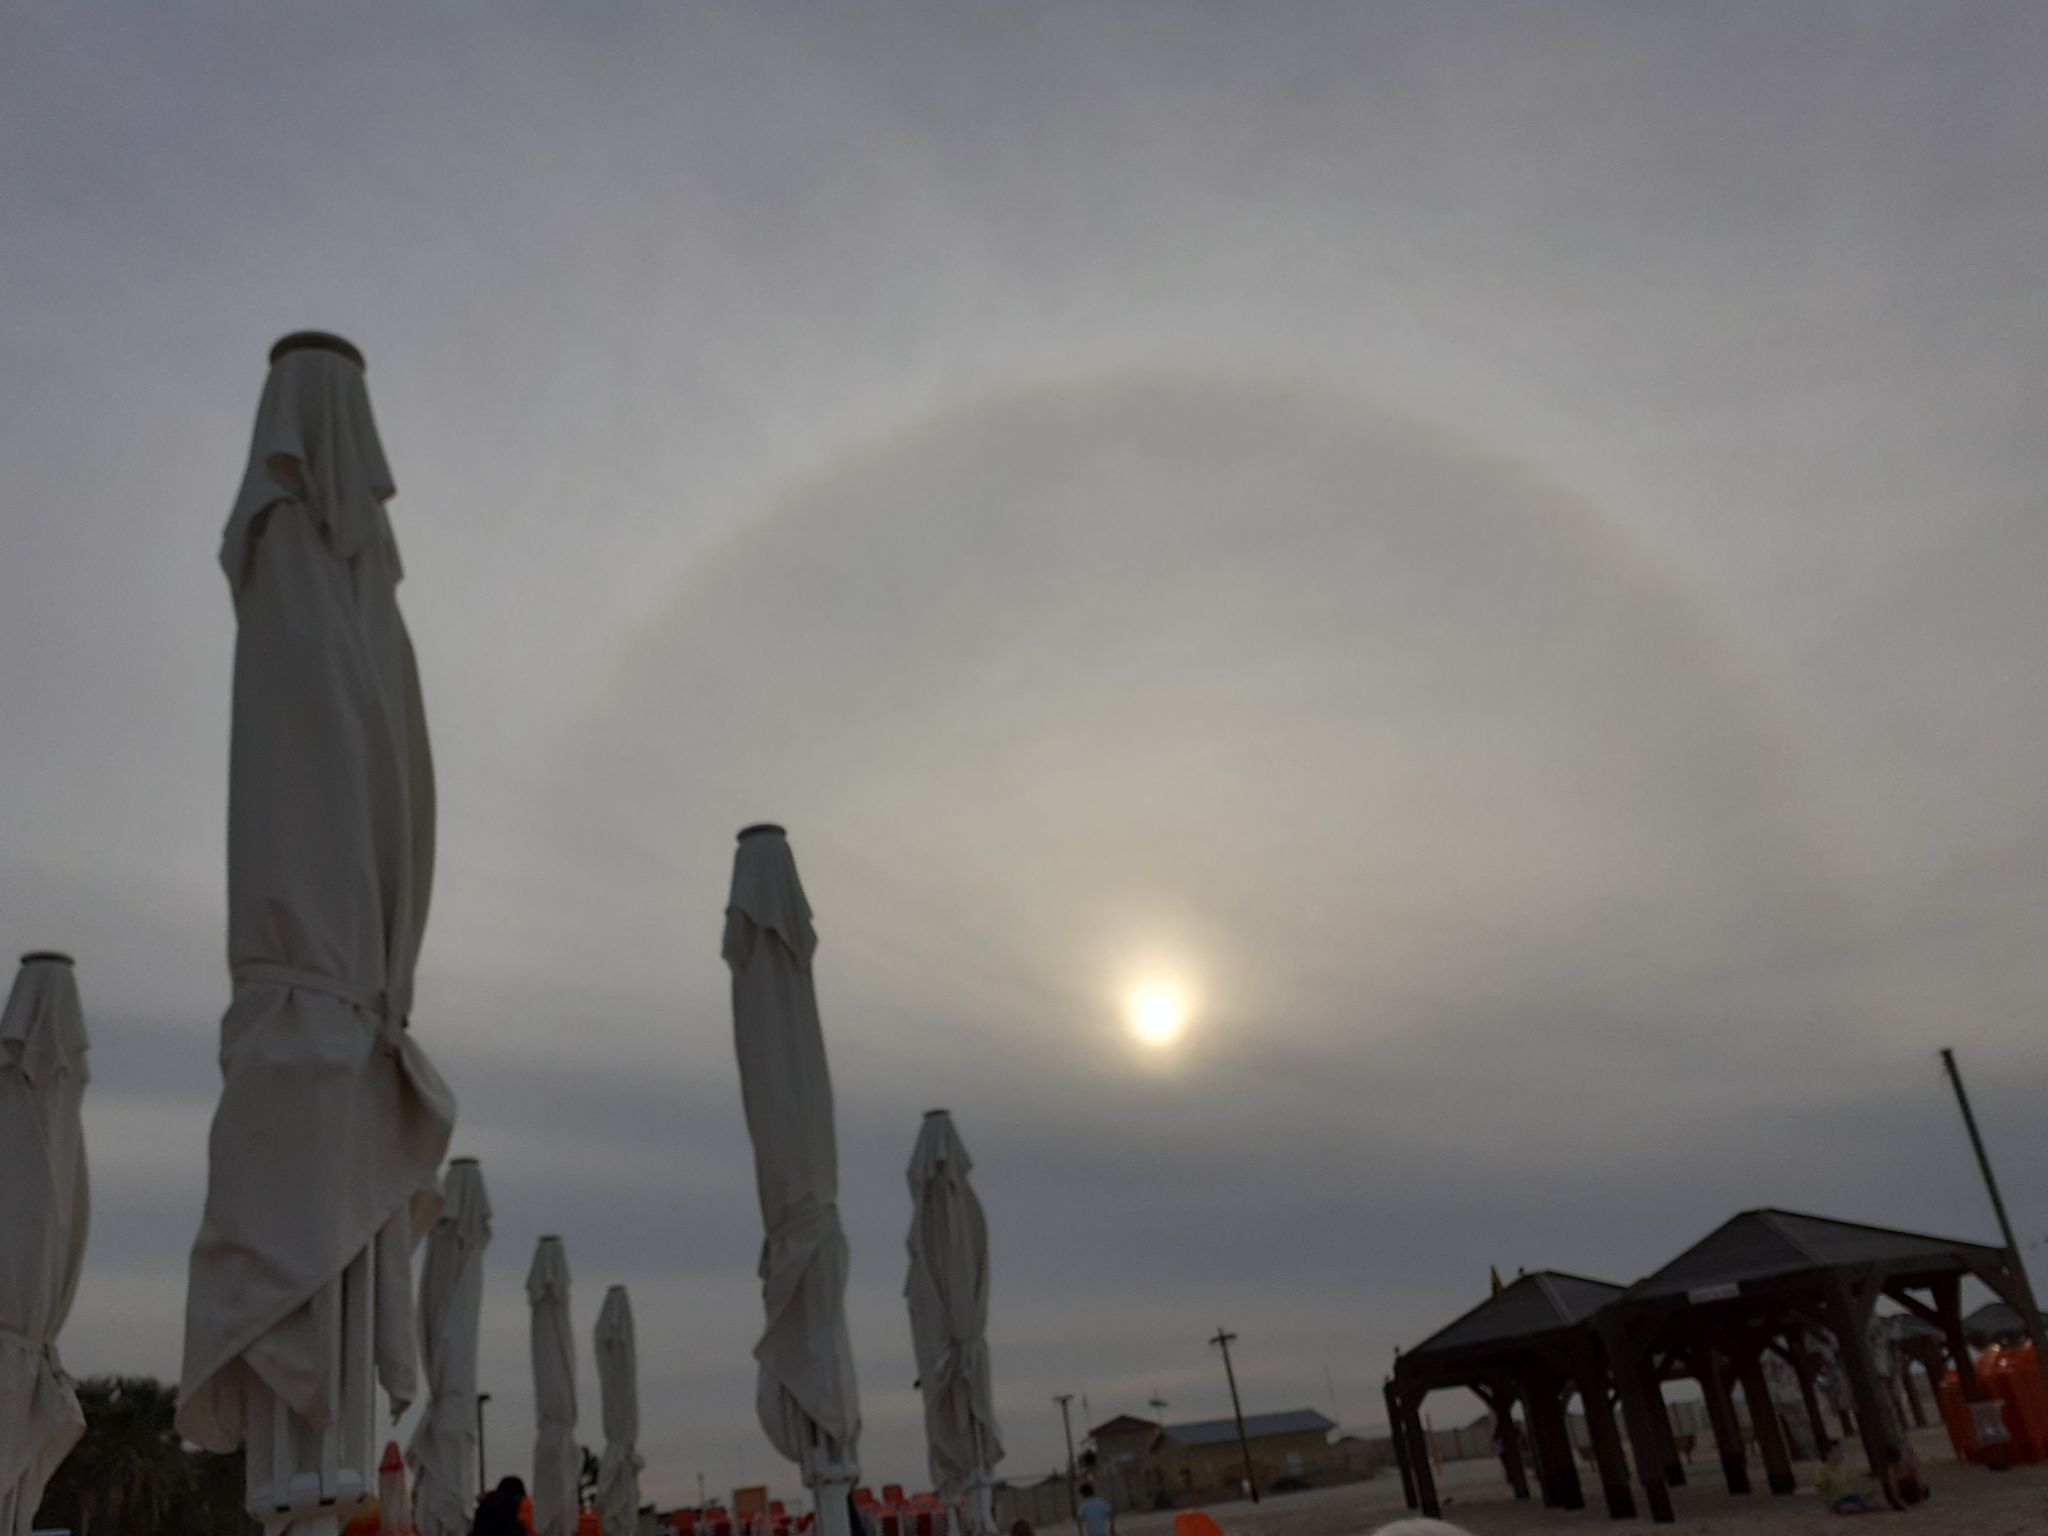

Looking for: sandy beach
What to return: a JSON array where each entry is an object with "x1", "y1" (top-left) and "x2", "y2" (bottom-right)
[{"x1": 1104, "y1": 1430, "x2": 2047, "y2": 1536}]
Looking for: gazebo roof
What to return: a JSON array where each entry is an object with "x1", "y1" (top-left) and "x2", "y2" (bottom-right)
[
  {"x1": 1964, "y1": 1300, "x2": 2027, "y2": 1342},
  {"x1": 1405, "y1": 1270, "x2": 1625, "y2": 1364},
  {"x1": 1618, "y1": 1209, "x2": 2006, "y2": 1305}
]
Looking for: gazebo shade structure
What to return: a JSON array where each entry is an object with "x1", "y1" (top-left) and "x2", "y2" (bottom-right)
[
  {"x1": 1391, "y1": 1272, "x2": 1646, "y2": 1522},
  {"x1": 1963, "y1": 1301, "x2": 2028, "y2": 1347},
  {"x1": 1600, "y1": 1209, "x2": 2035, "y2": 1525}
]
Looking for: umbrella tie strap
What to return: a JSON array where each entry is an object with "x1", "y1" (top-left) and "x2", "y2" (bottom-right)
[
  {"x1": 232, "y1": 961, "x2": 407, "y2": 1046},
  {"x1": 0, "y1": 1325, "x2": 66, "y2": 1373}
]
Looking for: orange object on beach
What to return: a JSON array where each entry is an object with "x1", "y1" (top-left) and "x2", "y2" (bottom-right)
[
  {"x1": 1174, "y1": 1512, "x2": 1225, "y2": 1536},
  {"x1": 1982, "y1": 1344, "x2": 2048, "y2": 1462},
  {"x1": 577, "y1": 1509, "x2": 604, "y2": 1536}
]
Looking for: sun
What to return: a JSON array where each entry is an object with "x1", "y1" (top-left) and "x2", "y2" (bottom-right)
[{"x1": 1132, "y1": 989, "x2": 1184, "y2": 1047}]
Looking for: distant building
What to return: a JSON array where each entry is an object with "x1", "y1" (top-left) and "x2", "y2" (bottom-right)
[{"x1": 1087, "y1": 1409, "x2": 1341, "y2": 1503}]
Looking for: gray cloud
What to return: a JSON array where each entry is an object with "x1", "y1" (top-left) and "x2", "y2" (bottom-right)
[{"x1": 7, "y1": 0, "x2": 2048, "y2": 1508}]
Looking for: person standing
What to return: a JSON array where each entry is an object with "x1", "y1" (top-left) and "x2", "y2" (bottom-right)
[{"x1": 1076, "y1": 1484, "x2": 1114, "y2": 1536}]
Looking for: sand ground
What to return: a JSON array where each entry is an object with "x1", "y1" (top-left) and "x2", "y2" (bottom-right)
[{"x1": 1101, "y1": 1430, "x2": 2047, "y2": 1536}]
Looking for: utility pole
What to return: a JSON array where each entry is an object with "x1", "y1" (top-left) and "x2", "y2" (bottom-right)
[
  {"x1": 1148, "y1": 1392, "x2": 1168, "y2": 1428},
  {"x1": 1055, "y1": 1393, "x2": 1080, "y2": 1530},
  {"x1": 476, "y1": 1391, "x2": 491, "y2": 1497},
  {"x1": 699, "y1": 1473, "x2": 708, "y2": 1511},
  {"x1": 1209, "y1": 1329, "x2": 1260, "y2": 1504},
  {"x1": 1941, "y1": 1048, "x2": 2048, "y2": 1381}
]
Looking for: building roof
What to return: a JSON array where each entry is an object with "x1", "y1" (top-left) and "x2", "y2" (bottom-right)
[
  {"x1": 1964, "y1": 1301, "x2": 2027, "y2": 1342},
  {"x1": 1162, "y1": 1409, "x2": 1335, "y2": 1447},
  {"x1": 1404, "y1": 1270, "x2": 1625, "y2": 1363},
  {"x1": 1088, "y1": 1415, "x2": 1159, "y2": 1439},
  {"x1": 1619, "y1": 1209, "x2": 2006, "y2": 1305}
]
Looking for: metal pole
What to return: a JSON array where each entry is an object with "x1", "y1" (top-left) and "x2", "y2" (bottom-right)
[
  {"x1": 476, "y1": 1391, "x2": 491, "y2": 1498},
  {"x1": 1209, "y1": 1329, "x2": 1259, "y2": 1504},
  {"x1": 1941, "y1": 1048, "x2": 2048, "y2": 1381},
  {"x1": 1055, "y1": 1394, "x2": 1079, "y2": 1531}
]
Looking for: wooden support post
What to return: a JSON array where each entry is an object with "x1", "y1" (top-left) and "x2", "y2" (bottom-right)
[
  {"x1": 1733, "y1": 1338, "x2": 1796, "y2": 1496},
  {"x1": 1831, "y1": 1278, "x2": 1898, "y2": 1480},
  {"x1": 1577, "y1": 1373, "x2": 1637, "y2": 1518},
  {"x1": 1406, "y1": 1399, "x2": 1441, "y2": 1519},
  {"x1": 1383, "y1": 1381, "x2": 1416, "y2": 1512},
  {"x1": 1479, "y1": 1382, "x2": 1530, "y2": 1500},
  {"x1": 1642, "y1": 1357, "x2": 1685, "y2": 1487},
  {"x1": 1601, "y1": 1317, "x2": 1675, "y2": 1526},
  {"x1": 1696, "y1": 1344, "x2": 1752, "y2": 1495},
  {"x1": 1784, "y1": 1335, "x2": 1832, "y2": 1459},
  {"x1": 1527, "y1": 1374, "x2": 1584, "y2": 1510},
  {"x1": 1933, "y1": 1276, "x2": 1982, "y2": 1401}
]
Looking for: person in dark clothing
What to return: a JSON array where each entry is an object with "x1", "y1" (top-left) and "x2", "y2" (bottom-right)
[{"x1": 471, "y1": 1476, "x2": 529, "y2": 1536}]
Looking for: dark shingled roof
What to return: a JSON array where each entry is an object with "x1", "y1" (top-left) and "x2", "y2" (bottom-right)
[
  {"x1": 1163, "y1": 1409, "x2": 1334, "y2": 1447},
  {"x1": 1619, "y1": 1209, "x2": 2006, "y2": 1304},
  {"x1": 1964, "y1": 1301, "x2": 2027, "y2": 1342},
  {"x1": 1405, "y1": 1271, "x2": 1626, "y2": 1363}
]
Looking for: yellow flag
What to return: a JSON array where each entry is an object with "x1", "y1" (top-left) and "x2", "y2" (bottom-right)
[{"x1": 1490, "y1": 1266, "x2": 1505, "y2": 1295}]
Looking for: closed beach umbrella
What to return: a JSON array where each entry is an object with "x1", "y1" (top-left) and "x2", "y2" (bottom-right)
[
  {"x1": 529, "y1": 1236, "x2": 578, "y2": 1536},
  {"x1": 410, "y1": 1159, "x2": 493, "y2": 1536},
  {"x1": 594, "y1": 1285, "x2": 643, "y2": 1536},
  {"x1": 178, "y1": 335, "x2": 455, "y2": 1521},
  {"x1": 0, "y1": 952, "x2": 90, "y2": 1536},
  {"x1": 725, "y1": 826, "x2": 861, "y2": 1536},
  {"x1": 905, "y1": 1111, "x2": 1002, "y2": 1536}
]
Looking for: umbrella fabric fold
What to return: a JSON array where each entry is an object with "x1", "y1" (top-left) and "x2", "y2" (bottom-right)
[
  {"x1": 905, "y1": 1111, "x2": 1002, "y2": 1534},
  {"x1": 725, "y1": 827, "x2": 862, "y2": 1500},
  {"x1": 529, "y1": 1236, "x2": 579, "y2": 1536},
  {"x1": 594, "y1": 1285, "x2": 643, "y2": 1536},
  {"x1": 179, "y1": 342, "x2": 453, "y2": 1456},
  {"x1": 0, "y1": 953, "x2": 90, "y2": 1536},
  {"x1": 409, "y1": 1159, "x2": 492, "y2": 1536}
]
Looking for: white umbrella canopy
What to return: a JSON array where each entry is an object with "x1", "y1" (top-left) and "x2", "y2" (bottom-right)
[
  {"x1": 409, "y1": 1159, "x2": 493, "y2": 1536},
  {"x1": 0, "y1": 952, "x2": 90, "y2": 1536},
  {"x1": 594, "y1": 1285, "x2": 644, "y2": 1536},
  {"x1": 905, "y1": 1111, "x2": 1002, "y2": 1536},
  {"x1": 725, "y1": 826, "x2": 862, "y2": 1536},
  {"x1": 178, "y1": 335, "x2": 455, "y2": 1530},
  {"x1": 528, "y1": 1236, "x2": 579, "y2": 1536}
]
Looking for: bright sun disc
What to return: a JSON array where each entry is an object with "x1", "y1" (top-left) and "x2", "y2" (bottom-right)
[{"x1": 1133, "y1": 990, "x2": 1183, "y2": 1046}]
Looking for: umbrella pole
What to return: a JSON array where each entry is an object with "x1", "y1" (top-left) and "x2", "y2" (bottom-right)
[
  {"x1": 807, "y1": 1425, "x2": 856, "y2": 1536},
  {"x1": 246, "y1": 1245, "x2": 378, "y2": 1536}
]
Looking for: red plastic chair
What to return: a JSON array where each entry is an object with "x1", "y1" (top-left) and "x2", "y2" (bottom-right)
[
  {"x1": 882, "y1": 1486, "x2": 906, "y2": 1508},
  {"x1": 1175, "y1": 1513, "x2": 1225, "y2": 1536}
]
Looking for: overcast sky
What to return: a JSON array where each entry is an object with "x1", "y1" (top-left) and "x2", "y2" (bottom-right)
[{"x1": 5, "y1": 1, "x2": 2048, "y2": 1509}]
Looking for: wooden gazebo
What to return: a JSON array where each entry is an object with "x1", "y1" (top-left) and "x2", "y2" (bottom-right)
[
  {"x1": 1389, "y1": 1271, "x2": 1657, "y2": 1522},
  {"x1": 1600, "y1": 1208, "x2": 2031, "y2": 1525}
]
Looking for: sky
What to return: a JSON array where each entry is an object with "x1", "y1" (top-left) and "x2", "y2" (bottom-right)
[{"x1": 5, "y1": 0, "x2": 2048, "y2": 1511}]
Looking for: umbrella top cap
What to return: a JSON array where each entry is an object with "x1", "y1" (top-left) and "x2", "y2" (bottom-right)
[
  {"x1": 449, "y1": 1156, "x2": 479, "y2": 1166},
  {"x1": 19, "y1": 951, "x2": 74, "y2": 967},
  {"x1": 925, "y1": 1108, "x2": 950, "y2": 1118},
  {"x1": 270, "y1": 331, "x2": 365, "y2": 370},
  {"x1": 737, "y1": 823, "x2": 787, "y2": 842}
]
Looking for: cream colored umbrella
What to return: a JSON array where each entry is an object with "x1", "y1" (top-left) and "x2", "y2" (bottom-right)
[
  {"x1": 178, "y1": 333, "x2": 456, "y2": 1536},
  {"x1": 528, "y1": 1236, "x2": 578, "y2": 1536},
  {"x1": 409, "y1": 1159, "x2": 492, "y2": 1536},
  {"x1": 725, "y1": 825, "x2": 861, "y2": 1536},
  {"x1": 0, "y1": 952, "x2": 89, "y2": 1536},
  {"x1": 905, "y1": 1111, "x2": 1002, "y2": 1536},
  {"x1": 594, "y1": 1285, "x2": 643, "y2": 1536}
]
